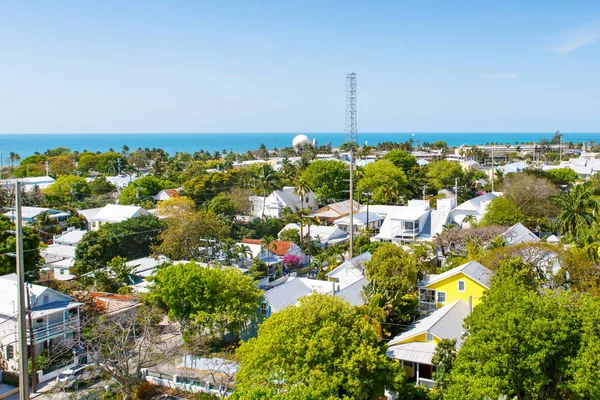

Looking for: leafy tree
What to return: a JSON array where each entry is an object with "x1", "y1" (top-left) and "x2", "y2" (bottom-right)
[
  {"x1": 118, "y1": 175, "x2": 177, "y2": 205},
  {"x1": 42, "y1": 175, "x2": 91, "y2": 203},
  {"x1": 364, "y1": 243, "x2": 419, "y2": 296},
  {"x1": 97, "y1": 151, "x2": 124, "y2": 174},
  {"x1": 502, "y1": 173, "x2": 558, "y2": 220},
  {"x1": 445, "y1": 259, "x2": 580, "y2": 400},
  {"x1": 0, "y1": 215, "x2": 43, "y2": 279},
  {"x1": 357, "y1": 159, "x2": 409, "y2": 204},
  {"x1": 152, "y1": 209, "x2": 230, "y2": 260},
  {"x1": 233, "y1": 294, "x2": 411, "y2": 399},
  {"x1": 234, "y1": 216, "x2": 286, "y2": 240},
  {"x1": 480, "y1": 197, "x2": 524, "y2": 226},
  {"x1": 301, "y1": 160, "x2": 349, "y2": 202},
  {"x1": 544, "y1": 168, "x2": 579, "y2": 186},
  {"x1": 432, "y1": 339, "x2": 457, "y2": 389},
  {"x1": 568, "y1": 295, "x2": 600, "y2": 398},
  {"x1": 88, "y1": 176, "x2": 116, "y2": 196},
  {"x1": 382, "y1": 149, "x2": 417, "y2": 170},
  {"x1": 150, "y1": 261, "x2": 261, "y2": 343},
  {"x1": 552, "y1": 182, "x2": 599, "y2": 237},
  {"x1": 75, "y1": 215, "x2": 166, "y2": 275},
  {"x1": 279, "y1": 228, "x2": 301, "y2": 245},
  {"x1": 207, "y1": 194, "x2": 237, "y2": 216},
  {"x1": 155, "y1": 195, "x2": 196, "y2": 217},
  {"x1": 425, "y1": 160, "x2": 464, "y2": 190}
]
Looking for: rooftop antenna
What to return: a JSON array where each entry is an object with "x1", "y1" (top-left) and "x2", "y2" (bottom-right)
[{"x1": 345, "y1": 73, "x2": 357, "y2": 143}]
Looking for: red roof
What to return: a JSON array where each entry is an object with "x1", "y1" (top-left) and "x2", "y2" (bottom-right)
[
  {"x1": 242, "y1": 239, "x2": 293, "y2": 256},
  {"x1": 163, "y1": 189, "x2": 180, "y2": 198}
]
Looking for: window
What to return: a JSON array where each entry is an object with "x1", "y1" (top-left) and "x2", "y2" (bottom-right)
[
  {"x1": 6, "y1": 345, "x2": 14, "y2": 359},
  {"x1": 43, "y1": 295, "x2": 49, "y2": 304},
  {"x1": 458, "y1": 280, "x2": 466, "y2": 292},
  {"x1": 437, "y1": 292, "x2": 446, "y2": 303},
  {"x1": 260, "y1": 303, "x2": 268, "y2": 316},
  {"x1": 426, "y1": 332, "x2": 434, "y2": 341}
]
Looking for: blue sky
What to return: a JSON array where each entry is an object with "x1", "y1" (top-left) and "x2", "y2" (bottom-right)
[{"x1": 0, "y1": 1, "x2": 599, "y2": 133}]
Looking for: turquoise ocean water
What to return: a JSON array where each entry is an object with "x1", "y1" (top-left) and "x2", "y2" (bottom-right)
[{"x1": 1, "y1": 132, "x2": 599, "y2": 158}]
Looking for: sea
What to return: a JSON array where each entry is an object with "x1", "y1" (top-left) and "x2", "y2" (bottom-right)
[{"x1": 1, "y1": 132, "x2": 599, "y2": 158}]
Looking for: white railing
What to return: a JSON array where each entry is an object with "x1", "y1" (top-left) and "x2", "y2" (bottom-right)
[
  {"x1": 417, "y1": 377, "x2": 435, "y2": 389},
  {"x1": 30, "y1": 317, "x2": 79, "y2": 342}
]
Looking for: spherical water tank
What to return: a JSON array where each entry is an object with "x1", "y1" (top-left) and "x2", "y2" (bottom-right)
[{"x1": 292, "y1": 134, "x2": 311, "y2": 148}]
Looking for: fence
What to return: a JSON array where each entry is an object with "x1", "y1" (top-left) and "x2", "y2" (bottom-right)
[
  {"x1": 1, "y1": 371, "x2": 18, "y2": 387},
  {"x1": 142, "y1": 369, "x2": 232, "y2": 397}
]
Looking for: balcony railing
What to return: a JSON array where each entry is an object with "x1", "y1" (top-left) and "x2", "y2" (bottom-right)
[
  {"x1": 391, "y1": 227, "x2": 420, "y2": 237},
  {"x1": 29, "y1": 317, "x2": 79, "y2": 343},
  {"x1": 417, "y1": 377, "x2": 435, "y2": 389}
]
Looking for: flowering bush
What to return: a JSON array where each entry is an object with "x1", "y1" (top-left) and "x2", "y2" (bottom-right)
[{"x1": 282, "y1": 254, "x2": 303, "y2": 270}]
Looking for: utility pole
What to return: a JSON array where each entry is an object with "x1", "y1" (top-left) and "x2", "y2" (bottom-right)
[
  {"x1": 491, "y1": 145, "x2": 495, "y2": 192},
  {"x1": 349, "y1": 152, "x2": 354, "y2": 259},
  {"x1": 15, "y1": 182, "x2": 30, "y2": 400},
  {"x1": 1, "y1": 151, "x2": 3, "y2": 180},
  {"x1": 26, "y1": 285, "x2": 37, "y2": 393},
  {"x1": 364, "y1": 192, "x2": 372, "y2": 235},
  {"x1": 454, "y1": 178, "x2": 458, "y2": 204},
  {"x1": 422, "y1": 185, "x2": 426, "y2": 201},
  {"x1": 44, "y1": 161, "x2": 49, "y2": 177}
]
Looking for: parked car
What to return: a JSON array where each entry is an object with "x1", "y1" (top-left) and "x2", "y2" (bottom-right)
[{"x1": 56, "y1": 364, "x2": 100, "y2": 389}]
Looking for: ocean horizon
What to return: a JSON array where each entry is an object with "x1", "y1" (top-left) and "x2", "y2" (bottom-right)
[{"x1": 1, "y1": 132, "x2": 599, "y2": 158}]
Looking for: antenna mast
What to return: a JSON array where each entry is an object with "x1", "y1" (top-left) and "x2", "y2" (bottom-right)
[{"x1": 345, "y1": 73, "x2": 357, "y2": 143}]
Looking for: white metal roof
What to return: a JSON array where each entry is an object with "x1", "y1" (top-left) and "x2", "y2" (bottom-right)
[
  {"x1": 388, "y1": 300, "x2": 470, "y2": 346},
  {"x1": 53, "y1": 229, "x2": 87, "y2": 245},
  {"x1": 387, "y1": 342, "x2": 437, "y2": 365},
  {"x1": 502, "y1": 223, "x2": 540, "y2": 246},
  {"x1": 87, "y1": 204, "x2": 148, "y2": 222},
  {"x1": 418, "y1": 260, "x2": 493, "y2": 288}
]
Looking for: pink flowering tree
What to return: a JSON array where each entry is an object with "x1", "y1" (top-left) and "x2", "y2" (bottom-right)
[{"x1": 282, "y1": 254, "x2": 303, "y2": 271}]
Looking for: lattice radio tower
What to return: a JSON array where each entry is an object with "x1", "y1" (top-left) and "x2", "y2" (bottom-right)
[{"x1": 345, "y1": 72, "x2": 357, "y2": 142}]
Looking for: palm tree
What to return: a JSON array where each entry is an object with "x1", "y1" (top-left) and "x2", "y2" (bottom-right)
[
  {"x1": 236, "y1": 244, "x2": 252, "y2": 267},
  {"x1": 221, "y1": 239, "x2": 237, "y2": 265},
  {"x1": 34, "y1": 211, "x2": 54, "y2": 229},
  {"x1": 293, "y1": 179, "x2": 312, "y2": 210},
  {"x1": 462, "y1": 214, "x2": 477, "y2": 227},
  {"x1": 255, "y1": 165, "x2": 280, "y2": 219},
  {"x1": 260, "y1": 236, "x2": 277, "y2": 271},
  {"x1": 552, "y1": 182, "x2": 599, "y2": 237}
]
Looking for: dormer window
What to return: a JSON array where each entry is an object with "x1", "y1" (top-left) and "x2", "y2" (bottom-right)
[{"x1": 458, "y1": 280, "x2": 466, "y2": 292}]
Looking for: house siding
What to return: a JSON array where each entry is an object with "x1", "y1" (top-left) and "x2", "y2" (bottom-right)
[{"x1": 423, "y1": 273, "x2": 487, "y2": 307}]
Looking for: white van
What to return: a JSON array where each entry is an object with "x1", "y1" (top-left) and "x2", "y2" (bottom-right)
[{"x1": 56, "y1": 364, "x2": 98, "y2": 388}]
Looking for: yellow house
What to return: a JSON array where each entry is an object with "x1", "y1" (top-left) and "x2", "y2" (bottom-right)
[
  {"x1": 417, "y1": 260, "x2": 493, "y2": 312},
  {"x1": 387, "y1": 300, "x2": 470, "y2": 387},
  {"x1": 386, "y1": 261, "x2": 494, "y2": 389}
]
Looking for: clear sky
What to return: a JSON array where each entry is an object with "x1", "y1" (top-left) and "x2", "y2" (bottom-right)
[{"x1": 1, "y1": 1, "x2": 599, "y2": 133}]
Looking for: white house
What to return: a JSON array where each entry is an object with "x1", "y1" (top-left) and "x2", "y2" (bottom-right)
[
  {"x1": 373, "y1": 200, "x2": 449, "y2": 244},
  {"x1": 153, "y1": 189, "x2": 180, "y2": 201},
  {"x1": 326, "y1": 252, "x2": 371, "y2": 287},
  {"x1": 249, "y1": 186, "x2": 319, "y2": 218},
  {"x1": 0, "y1": 274, "x2": 81, "y2": 382},
  {"x1": 0, "y1": 176, "x2": 56, "y2": 192},
  {"x1": 79, "y1": 204, "x2": 149, "y2": 231},
  {"x1": 448, "y1": 192, "x2": 499, "y2": 226},
  {"x1": 501, "y1": 222, "x2": 540, "y2": 246},
  {"x1": 40, "y1": 228, "x2": 87, "y2": 281},
  {"x1": 242, "y1": 239, "x2": 308, "y2": 266},
  {"x1": 3, "y1": 207, "x2": 70, "y2": 226},
  {"x1": 278, "y1": 223, "x2": 349, "y2": 247},
  {"x1": 333, "y1": 210, "x2": 384, "y2": 233}
]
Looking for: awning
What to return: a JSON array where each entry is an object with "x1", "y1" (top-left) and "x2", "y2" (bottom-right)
[{"x1": 387, "y1": 342, "x2": 436, "y2": 365}]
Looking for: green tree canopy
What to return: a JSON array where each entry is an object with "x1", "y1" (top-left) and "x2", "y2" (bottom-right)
[
  {"x1": 42, "y1": 175, "x2": 91, "y2": 204},
  {"x1": 552, "y1": 182, "x2": 599, "y2": 237},
  {"x1": 544, "y1": 168, "x2": 579, "y2": 186},
  {"x1": 152, "y1": 209, "x2": 230, "y2": 260},
  {"x1": 150, "y1": 261, "x2": 261, "y2": 342},
  {"x1": 118, "y1": 175, "x2": 177, "y2": 205},
  {"x1": 75, "y1": 214, "x2": 166, "y2": 275},
  {"x1": 501, "y1": 173, "x2": 558, "y2": 220},
  {"x1": 0, "y1": 215, "x2": 43, "y2": 279},
  {"x1": 382, "y1": 149, "x2": 417, "y2": 170},
  {"x1": 364, "y1": 243, "x2": 419, "y2": 296},
  {"x1": 445, "y1": 258, "x2": 580, "y2": 400},
  {"x1": 233, "y1": 294, "x2": 410, "y2": 400},
  {"x1": 301, "y1": 160, "x2": 349, "y2": 202},
  {"x1": 425, "y1": 160, "x2": 464, "y2": 190},
  {"x1": 480, "y1": 197, "x2": 524, "y2": 227},
  {"x1": 207, "y1": 194, "x2": 237, "y2": 216},
  {"x1": 357, "y1": 159, "x2": 409, "y2": 204}
]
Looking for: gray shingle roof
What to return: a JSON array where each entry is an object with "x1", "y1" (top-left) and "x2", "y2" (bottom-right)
[
  {"x1": 418, "y1": 260, "x2": 493, "y2": 288},
  {"x1": 502, "y1": 222, "x2": 540, "y2": 246}
]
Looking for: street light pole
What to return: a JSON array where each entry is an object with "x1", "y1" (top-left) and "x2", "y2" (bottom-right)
[{"x1": 15, "y1": 181, "x2": 30, "y2": 400}]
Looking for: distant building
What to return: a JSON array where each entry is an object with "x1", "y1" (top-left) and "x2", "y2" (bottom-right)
[
  {"x1": 448, "y1": 192, "x2": 499, "y2": 226},
  {"x1": 278, "y1": 223, "x2": 349, "y2": 247},
  {"x1": 312, "y1": 200, "x2": 360, "y2": 224},
  {"x1": 249, "y1": 186, "x2": 318, "y2": 218},
  {"x1": 0, "y1": 176, "x2": 56, "y2": 192},
  {"x1": 3, "y1": 206, "x2": 70, "y2": 226},
  {"x1": 79, "y1": 204, "x2": 149, "y2": 231},
  {"x1": 153, "y1": 188, "x2": 180, "y2": 201}
]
